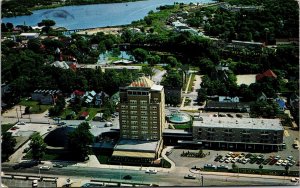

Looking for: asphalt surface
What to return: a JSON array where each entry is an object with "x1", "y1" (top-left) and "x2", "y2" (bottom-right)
[{"x1": 2, "y1": 164, "x2": 297, "y2": 187}]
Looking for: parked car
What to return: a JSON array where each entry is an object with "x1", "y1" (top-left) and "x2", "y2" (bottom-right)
[
  {"x1": 269, "y1": 159, "x2": 278, "y2": 165},
  {"x1": 219, "y1": 158, "x2": 225, "y2": 162},
  {"x1": 227, "y1": 114, "x2": 233, "y2": 117},
  {"x1": 32, "y1": 180, "x2": 38, "y2": 187},
  {"x1": 276, "y1": 160, "x2": 283, "y2": 165},
  {"x1": 236, "y1": 114, "x2": 243, "y2": 118},
  {"x1": 18, "y1": 122, "x2": 26, "y2": 125},
  {"x1": 204, "y1": 164, "x2": 216, "y2": 169},
  {"x1": 184, "y1": 174, "x2": 196, "y2": 179},
  {"x1": 39, "y1": 166, "x2": 51, "y2": 170},
  {"x1": 217, "y1": 165, "x2": 229, "y2": 170}
]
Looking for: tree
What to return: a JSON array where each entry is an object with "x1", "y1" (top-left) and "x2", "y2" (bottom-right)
[
  {"x1": 38, "y1": 19, "x2": 56, "y2": 27},
  {"x1": 29, "y1": 132, "x2": 47, "y2": 162},
  {"x1": 259, "y1": 164, "x2": 263, "y2": 175},
  {"x1": 1, "y1": 132, "x2": 17, "y2": 161},
  {"x1": 27, "y1": 38, "x2": 41, "y2": 52},
  {"x1": 132, "y1": 48, "x2": 148, "y2": 63},
  {"x1": 67, "y1": 122, "x2": 94, "y2": 161}
]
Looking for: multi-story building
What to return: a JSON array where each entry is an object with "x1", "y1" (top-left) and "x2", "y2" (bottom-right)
[
  {"x1": 110, "y1": 76, "x2": 165, "y2": 165},
  {"x1": 192, "y1": 116, "x2": 284, "y2": 151}
]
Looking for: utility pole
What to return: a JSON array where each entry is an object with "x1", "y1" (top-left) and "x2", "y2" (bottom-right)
[
  {"x1": 201, "y1": 175, "x2": 203, "y2": 187},
  {"x1": 20, "y1": 106, "x2": 23, "y2": 118},
  {"x1": 16, "y1": 108, "x2": 19, "y2": 121}
]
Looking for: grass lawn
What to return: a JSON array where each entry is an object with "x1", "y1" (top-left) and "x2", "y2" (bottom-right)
[
  {"x1": 60, "y1": 108, "x2": 75, "y2": 119},
  {"x1": 19, "y1": 98, "x2": 51, "y2": 114},
  {"x1": 97, "y1": 155, "x2": 110, "y2": 164},
  {"x1": 173, "y1": 124, "x2": 191, "y2": 129},
  {"x1": 188, "y1": 74, "x2": 196, "y2": 92},
  {"x1": 2, "y1": 124, "x2": 15, "y2": 132},
  {"x1": 76, "y1": 107, "x2": 101, "y2": 121}
]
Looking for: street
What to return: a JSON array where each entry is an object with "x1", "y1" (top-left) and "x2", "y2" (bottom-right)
[{"x1": 2, "y1": 163, "x2": 297, "y2": 187}]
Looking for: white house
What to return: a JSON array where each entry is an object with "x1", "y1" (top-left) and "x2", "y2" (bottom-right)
[{"x1": 219, "y1": 96, "x2": 240, "y2": 103}]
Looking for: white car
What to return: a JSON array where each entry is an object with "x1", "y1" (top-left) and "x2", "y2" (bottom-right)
[
  {"x1": 39, "y1": 166, "x2": 51, "y2": 170},
  {"x1": 145, "y1": 169, "x2": 157, "y2": 174},
  {"x1": 32, "y1": 180, "x2": 38, "y2": 187},
  {"x1": 276, "y1": 160, "x2": 283, "y2": 165},
  {"x1": 291, "y1": 178, "x2": 299, "y2": 182}
]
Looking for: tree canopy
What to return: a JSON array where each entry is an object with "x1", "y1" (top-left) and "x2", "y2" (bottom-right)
[{"x1": 67, "y1": 122, "x2": 94, "y2": 161}]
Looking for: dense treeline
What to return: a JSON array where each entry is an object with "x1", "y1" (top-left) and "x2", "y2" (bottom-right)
[
  {"x1": 1, "y1": 32, "x2": 138, "y2": 108},
  {"x1": 1, "y1": 0, "x2": 141, "y2": 18},
  {"x1": 198, "y1": 0, "x2": 299, "y2": 41}
]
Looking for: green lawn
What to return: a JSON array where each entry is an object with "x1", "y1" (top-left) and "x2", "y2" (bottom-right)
[
  {"x1": 2, "y1": 124, "x2": 15, "y2": 133},
  {"x1": 19, "y1": 99, "x2": 51, "y2": 114},
  {"x1": 188, "y1": 74, "x2": 196, "y2": 92}
]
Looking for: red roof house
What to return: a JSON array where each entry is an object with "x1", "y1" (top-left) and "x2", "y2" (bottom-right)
[{"x1": 256, "y1": 69, "x2": 277, "y2": 81}]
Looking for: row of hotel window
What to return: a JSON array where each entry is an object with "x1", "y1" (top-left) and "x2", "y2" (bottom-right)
[
  {"x1": 122, "y1": 133, "x2": 158, "y2": 140},
  {"x1": 121, "y1": 120, "x2": 158, "y2": 124},
  {"x1": 121, "y1": 105, "x2": 158, "y2": 110},
  {"x1": 122, "y1": 125, "x2": 158, "y2": 130},
  {"x1": 121, "y1": 111, "x2": 158, "y2": 115},
  {"x1": 200, "y1": 137, "x2": 279, "y2": 142},
  {"x1": 128, "y1": 99, "x2": 159, "y2": 104},
  {"x1": 198, "y1": 129, "x2": 281, "y2": 135}
]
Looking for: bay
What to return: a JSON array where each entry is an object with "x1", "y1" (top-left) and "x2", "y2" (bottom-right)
[{"x1": 2, "y1": 0, "x2": 213, "y2": 30}]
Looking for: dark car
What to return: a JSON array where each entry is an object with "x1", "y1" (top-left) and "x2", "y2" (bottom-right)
[{"x1": 123, "y1": 175, "x2": 132, "y2": 180}]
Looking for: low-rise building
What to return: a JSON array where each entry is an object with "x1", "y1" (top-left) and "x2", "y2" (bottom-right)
[
  {"x1": 192, "y1": 116, "x2": 284, "y2": 151},
  {"x1": 31, "y1": 89, "x2": 61, "y2": 104}
]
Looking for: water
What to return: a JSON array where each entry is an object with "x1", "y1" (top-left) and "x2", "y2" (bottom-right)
[
  {"x1": 2, "y1": 0, "x2": 213, "y2": 30},
  {"x1": 169, "y1": 113, "x2": 191, "y2": 123}
]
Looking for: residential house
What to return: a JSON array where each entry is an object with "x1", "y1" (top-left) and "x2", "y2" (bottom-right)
[
  {"x1": 219, "y1": 96, "x2": 240, "y2": 103},
  {"x1": 256, "y1": 69, "x2": 277, "y2": 81},
  {"x1": 79, "y1": 111, "x2": 89, "y2": 120},
  {"x1": 93, "y1": 113, "x2": 104, "y2": 121},
  {"x1": 257, "y1": 92, "x2": 268, "y2": 102},
  {"x1": 19, "y1": 33, "x2": 40, "y2": 39},
  {"x1": 275, "y1": 98, "x2": 286, "y2": 113}
]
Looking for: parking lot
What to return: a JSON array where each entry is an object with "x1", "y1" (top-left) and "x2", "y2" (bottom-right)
[
  {"x1": 2, "y1": 178, "x2": 56, "y2": 187},
  {"x1": 168, "y1": 126, "x2": 299, "y2": 172}
]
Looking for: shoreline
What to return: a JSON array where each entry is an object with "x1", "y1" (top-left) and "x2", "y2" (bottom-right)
[{"x1": 75, "y1": 25, "x2": 127, "y2": 35}]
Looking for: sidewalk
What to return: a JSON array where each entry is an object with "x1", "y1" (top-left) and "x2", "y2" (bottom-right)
[{"x1": 189, "y1": 169, "x2": 296, "y2": 180}]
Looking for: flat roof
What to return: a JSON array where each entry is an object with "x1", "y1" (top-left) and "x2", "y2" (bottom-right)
[
  {"x1": 193, "y1": 117, "x2": 283, "y2": 130},
  {"x1": 151, "y1": 85, "x2": 163, "y2": 91},
  {"x1": 163, "y1": 129, "x2": 191, "y2": 134},
  {"x1": 112, "y1": 151, "x2": 155, "y2": 158},
  {"x1": 114, "y1": 139, "x2": 159, "y2": 152}
]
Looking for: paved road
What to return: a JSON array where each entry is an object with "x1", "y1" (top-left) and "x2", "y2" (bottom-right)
[{"x1": 2, "y1": 164, "x2": 296, "y2": 187}]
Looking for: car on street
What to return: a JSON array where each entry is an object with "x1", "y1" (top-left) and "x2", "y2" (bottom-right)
[
  {"x1": 145, "y1": 169, "x2": 157, "y2": 174},
  {"x1": 291, "y1": 178, "x2": 299, "y2": 182},
  {"x1": 39, "y1": 166, "x2": 51, "y2": 170},
  {"x1": 18, "y1": 122, "x2": 26, "y2": 125},
  {"x1": 53, "y1": 164, "x2": 63, "y2": 168},
  {"x1": 184, "y1": 174, "x2": 196, "y2": 179},
  {"x1": 123, "y1": 175, "x2": 132, "y2": 180}
]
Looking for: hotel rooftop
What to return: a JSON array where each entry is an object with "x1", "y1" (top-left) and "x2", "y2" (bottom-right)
[{"x1": 193, "y1": 117, "x2": 283, "y2": 130}]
